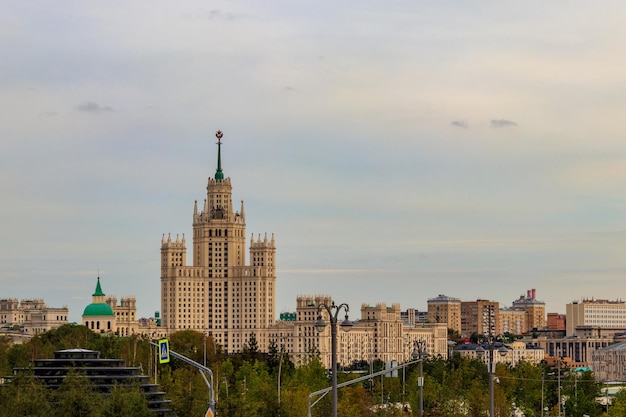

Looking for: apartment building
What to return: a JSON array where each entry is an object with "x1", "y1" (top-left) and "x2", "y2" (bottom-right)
[
  {"x1": 427, "y1": 294, "x2": 461, "y2": 335},
  {"x1": 267, "y1": 295, "x2": 449, "y2": 370},
  {"x1": 461, "y1": 300, "x2": 499, "y2": 338},
  {"x1": 160, "y1": 131, "x2": 276, "y2": 354},
  {"x1": 511, "y1": 289, "x2": 546, "y2": 331},
  {"x1": 0, "y1": 298, "x2": 68, "y2": 336},
  {"x1": 566, "y1": 299, "x2": 626, "y2": 337}
]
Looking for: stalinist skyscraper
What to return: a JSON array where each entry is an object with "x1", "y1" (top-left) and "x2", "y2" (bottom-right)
[{"x1": 160, "y1": 131, "x2": 276, "y2": 353}]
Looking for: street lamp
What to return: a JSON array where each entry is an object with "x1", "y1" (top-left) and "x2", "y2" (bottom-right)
[
  {"x1": 477, "y1": 337, "x2": 507, "y2": 417},
  {"x1": 314, "y1": 301, "x2": 352, "y2": 417},
  {"x1": 411, "y1": 340, "x2": 429, "y2": 417}
]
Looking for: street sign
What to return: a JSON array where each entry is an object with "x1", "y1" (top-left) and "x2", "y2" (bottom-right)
[{"x1": 159, "y1": 338, "x2": 170, "y2": 364}]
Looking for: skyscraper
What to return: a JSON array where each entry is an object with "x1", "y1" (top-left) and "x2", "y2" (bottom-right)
[{"x1": 160, "y1": 131, "x2": 276, "y2": 353}]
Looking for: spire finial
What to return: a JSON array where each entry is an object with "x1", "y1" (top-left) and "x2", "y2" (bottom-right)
[{"x1": 215, "y1": 130, "x2": 224, "y2": 181}]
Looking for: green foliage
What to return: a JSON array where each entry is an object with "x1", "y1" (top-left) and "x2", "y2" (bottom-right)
[
  {"x1": 0, "y1": 372, "x2": 52, "y2": 417},
  {"x1": 4, "y1": 326, "x2": 607, "y2": 417},
  {"x1": 54, "y1": 370, "x2": 105, "y2": 417},
  {"x1": 102, "y1": 384, "x2": 153, "y2": 417}
]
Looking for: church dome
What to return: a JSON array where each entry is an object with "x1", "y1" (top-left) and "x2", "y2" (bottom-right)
[
  {"x1": 82, "y1": 276, "x2": 115, "y2": 317},
  {"x1": 82, "y1": 303, "x2": 114, "y2": 317}
]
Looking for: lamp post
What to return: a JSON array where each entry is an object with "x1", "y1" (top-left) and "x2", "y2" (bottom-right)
[
  {"x1": 314, "y1": 301, "x2": 352, "y2": 417},
  {"x1": 411, "y1": 340, "x2": 429, "y2": 417},
  {"x1": 477, "y1": 337, "x2": 507, "y2": 417}
]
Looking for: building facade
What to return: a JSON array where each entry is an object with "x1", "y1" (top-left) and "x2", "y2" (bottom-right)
[
  {"x1": 499, "y1": 308, "x2": 527, "y2": 335},
  {"x1": 547, "y1": 313, "x2": 566, "y2": 331},
  {"x1": 511, "y1": 289, "x2": 546, "y2": 331},
  {"x1": 566, "y1": 299, "x2": 626, "y2": 337},
  {"x1": 590, "y1": 342, "x2": 626, "y2": 382},
  {"x1": 106, "y1": 295, "x2": 138, "y2": 336},
  {"x1": 453, "y1": 341, "x2": 544, "y2": 366},
  {"x1": 160, "y1": 131, "x2": 276, "y2": 354},
  {"x1": 266, "y1": 295, "x2": 449, "y2": 370},
  {"x1": 461, "y1": 300, "x2": 499, "y2": 338},
  {"x1": 0, "y1": 298, "x2": 68, "y2": 336},
  {"x1": 427, "y1": 294, "x2": 461, "y2": 335},
  {"x1": 82, "y1": 277, "x2": 138, "y2": 336}
]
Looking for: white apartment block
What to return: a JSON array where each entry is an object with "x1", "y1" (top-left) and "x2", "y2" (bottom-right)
[
  {"x1": 0, "y1": 298, "x2": 68, "y2": 336},
  {"x1": 566, "y1": 299, "x2": 626, "y2": 337}
]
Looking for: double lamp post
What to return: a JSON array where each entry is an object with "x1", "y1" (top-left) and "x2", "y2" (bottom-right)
[
  {"x1": 314, "y1": 300, "x2": 431, "y2": 417},
  {"x1": 314, "y1": 301, "x2": 353, "y2": 417},
  {"x1": 476, "y1": 336, "x2": 507, "y2": 417}
]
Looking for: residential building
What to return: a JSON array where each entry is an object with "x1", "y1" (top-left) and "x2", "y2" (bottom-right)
[
  {"x1": 266, "y1": 295, "x2": 449, "y2": 370},
  {"x1": 160, "y1": 131, "x2": 276, "y2": 353},
  {"x1": 453, "y1": 341, "x2": 544, "y2": 366},
  {"x1": 566, "y1": 299, "x2": 626, "y2": 337},
  {"x1": 499, "y1": 308, "x2": 527, "y2": 335},
  {"x1": 461, "y1": 300, "x2": 499, "y2": 338},
  {"x1": 427, "y1": 294, "x2": 461, "y2": 334},
  {"x1": 0, "y1": 297, "x2": 68, "y2": 336},
  {"x1": 106, "y1": 295, "x2": 138, "y2": 336},
  {"x1": 547, "y1": 313, "x2": 566, "y2": 331},
  {"x1": 511, "y1": 288, "x2": 546, "y2": 331}
]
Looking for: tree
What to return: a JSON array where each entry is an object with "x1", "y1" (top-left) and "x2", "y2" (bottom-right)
[
  {"x1": 562, "y1": 370, "x2": 601, "y2": 417},
  {"x1": 607, "y1": 387, "x2": 626, "y2": 416},
  {"x1": 54, "y1": 370, "x2": 105, "y2": 417},
  {"x1": 102, "y1": 384, "x2": 153, "y2": 417},
  {"x1": 0, "y1": 372, "x2": 52, "y2": 417}
]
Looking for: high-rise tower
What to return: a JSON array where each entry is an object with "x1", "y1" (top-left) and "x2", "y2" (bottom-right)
[{"x1": 160, "y1": 131, "x2": 276, "y2": 353}]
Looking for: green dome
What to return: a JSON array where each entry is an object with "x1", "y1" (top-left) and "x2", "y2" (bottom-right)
[{"x1": 82, "y1": 303, "x2": 114, "y2": 317}]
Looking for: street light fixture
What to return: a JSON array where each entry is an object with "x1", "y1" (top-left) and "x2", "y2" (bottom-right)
[
  {"x1": 411, "y1": 340, "x2": 429, "y2": 417},
  {"x1": 477, "y1": 337, "x2": 507, "y2": 417},
  {"x1": 314, "y1": 301, "x2": 352, "y2": 417}
]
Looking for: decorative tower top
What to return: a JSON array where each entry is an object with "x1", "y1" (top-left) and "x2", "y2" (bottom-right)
[
  {"x1": 215, "y1": 130, "x2": 224, "y2": 181},
  {"x1": 93, "y1": 276, "x2": 105, "y2": 297}
]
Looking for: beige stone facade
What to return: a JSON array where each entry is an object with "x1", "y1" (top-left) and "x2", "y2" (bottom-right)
[
  {"x1": 160, "y1": 133, "x2": 276, "y2": 354},
  {"x1": 159, "y1": 133, "x2": 444, "y2": 363},
  {"x1": 454, "y1": 341, "x2": 544, "y2": 366},
  {"x1": 106, "y1": 296, "x2": 138, "y2": 336},
  {"x1": 566, "y1": 299, "x2": 626, "y2": 337},
  {"x1": 266, "y1": 296, "x2": 449, "y2": 370},
  {"x1": 0, "y1": 298, "x2": 68, "y2": 336},
  {"x1": 499, "y1": 308, "x2": 528, "y2": 335},
  {"x1": 427, "y1": 294, "x2": 461, "y2": 335},
  {"x1": 511, "y1": 290, "x2": 546, "y2": 331}
]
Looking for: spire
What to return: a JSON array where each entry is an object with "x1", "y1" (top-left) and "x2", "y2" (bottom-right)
[
  {"x1": 214, "y1": 130, "x2": 224, "y2": 181},
  {"x1": 93, "y1": 276, "x2": 105, "y2": 297},
  {"x1": 240, "y1": 200, "x2": 245, "y2": 219},
  {"x1": 194, "y1": 200, "x2": 198, "y2": 216}
]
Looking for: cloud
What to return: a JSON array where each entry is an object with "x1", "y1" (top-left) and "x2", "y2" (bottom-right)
[
  {"x1": 208, "y1": 10, "x2": 241, "y2": 20},
  {"x1": 451, "y1": 120, "x2": 469, "y2": 128},
  {"x1": 76, "y1": 102, "x2": 113, "y2": 113},
  {"x1": 490, "y1": 119, "x2": 518, "y2": 128}
]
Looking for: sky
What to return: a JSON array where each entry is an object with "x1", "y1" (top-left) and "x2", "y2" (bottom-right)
[{"x1": 2, "y1": 1, "x2": 626, "y2": 323}]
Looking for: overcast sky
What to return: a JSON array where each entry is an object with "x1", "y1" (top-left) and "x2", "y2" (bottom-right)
[{"x1": 2, "y1": 1, "x2": 626, "y2": 323}]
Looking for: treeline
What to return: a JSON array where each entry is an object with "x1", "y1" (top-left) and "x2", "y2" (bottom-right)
[{"x1": 1, "y1": 324, "x2": 625, "y2": 417}]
